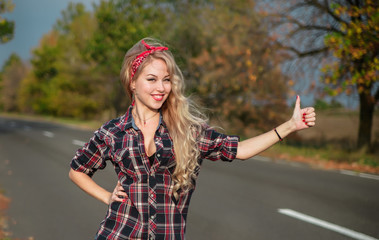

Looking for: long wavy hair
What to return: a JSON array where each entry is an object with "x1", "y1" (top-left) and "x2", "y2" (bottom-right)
[{"x1": 120, "y1": 38, "x2": 207, "y2": 199}]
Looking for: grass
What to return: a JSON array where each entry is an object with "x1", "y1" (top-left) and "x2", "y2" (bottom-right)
[
  {"x1": 263, "y1": 143, "x2": 379, "y2": 173},
  {"x1": 1, "y1": 110, "x2": 378, "y2": 173},
  {"x1": 0, "y1": 112, "x2": 101, "y2": 130}
]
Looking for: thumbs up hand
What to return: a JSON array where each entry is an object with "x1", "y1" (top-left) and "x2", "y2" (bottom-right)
[{"x1": 291, "y1": 95, "x2": 316, "y2": 131}]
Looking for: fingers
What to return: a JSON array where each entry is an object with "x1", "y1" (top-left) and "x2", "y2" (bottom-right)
[
  {"x1": 304, "y1": 107, "x2": 315, "y2": 114},
  {"x1": 111, "y1": 181, "x2": 128, "y2": 203},
  {"x1": 302, "y1": 108, "x2": 316, "y2": 127}
]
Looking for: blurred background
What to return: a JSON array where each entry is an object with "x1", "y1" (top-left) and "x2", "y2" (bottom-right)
[
  {"x1": 0, "y1": 0, "x2": 378, "y2": 164},
  {"x1": 0, "y1": 0, "x2": 378, "y2": 239}
]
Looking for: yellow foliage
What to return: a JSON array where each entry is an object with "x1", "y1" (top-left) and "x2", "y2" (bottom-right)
[{"x1": 249, "y1": 74, "x2": 257, "y2": 82}]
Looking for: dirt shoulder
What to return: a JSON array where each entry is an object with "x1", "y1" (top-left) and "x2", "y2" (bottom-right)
[{"x1": 0, "y1": 192, "x2": 10, "y2": 239}]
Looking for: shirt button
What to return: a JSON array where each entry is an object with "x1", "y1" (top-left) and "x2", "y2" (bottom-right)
[
  {"x1": 157, "y1": 154, "x2": 160, "y2": 157},
  {"x1": 150, "y1": 193, "x2": 154, "y2": 198},
  {"x1": 150, "y1": 215, "x2": 155, "y2": 219}
]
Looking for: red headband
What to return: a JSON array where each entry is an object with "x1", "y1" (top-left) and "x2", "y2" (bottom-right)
[{"x1": 130, "y1": 40, "x2": 169, "y2": 80}]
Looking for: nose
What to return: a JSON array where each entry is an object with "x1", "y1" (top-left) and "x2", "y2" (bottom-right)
[{"x1": 156, "y1": 80, "x2": 165, "y2": 92}]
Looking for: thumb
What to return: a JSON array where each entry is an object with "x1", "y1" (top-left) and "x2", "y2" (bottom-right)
[{"x1": 295, "y1": 95, "x2": 301, "y2": 111}]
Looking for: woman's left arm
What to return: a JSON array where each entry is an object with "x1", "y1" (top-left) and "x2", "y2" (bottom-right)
[{"x1": 236, "y1": 95, "x2": 316, "y2": 160}]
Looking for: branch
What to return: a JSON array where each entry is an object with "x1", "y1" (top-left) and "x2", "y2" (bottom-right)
[
  {"x1": 286, "y1": 0, "x2": 350, "y2": 26},
  {"x1": 287, "y1": 22, "x2": 344, "y2": 37},
  {"x1": 276, "y1": 41, "x2": 329, "y2": 58}
]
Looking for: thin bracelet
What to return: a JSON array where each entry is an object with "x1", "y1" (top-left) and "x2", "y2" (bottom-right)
[{"x1": 274, "y1": 128, "x2": 283, "y2": 141}]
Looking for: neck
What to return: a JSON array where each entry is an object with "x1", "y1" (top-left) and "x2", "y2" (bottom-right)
[{"x1": 132, "y1": 105, "x2": 159, "y2": 127}]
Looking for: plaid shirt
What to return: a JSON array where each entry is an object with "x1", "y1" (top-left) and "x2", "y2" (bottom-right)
[{"x1": 71, "y1": 106, "x2": 239, "y2": 240}]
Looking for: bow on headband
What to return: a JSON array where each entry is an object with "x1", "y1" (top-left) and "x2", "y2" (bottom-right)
[{"x1": 130, "y1": 40, "x2": 169, "y2": 80}]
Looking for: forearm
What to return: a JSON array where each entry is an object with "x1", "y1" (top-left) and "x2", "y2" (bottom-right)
[
  {"x1": 236, "y1": 119, "x2": 296, "y2": 160},
  {"x1": 69, "y1": 168, "x2": 111, "y2": 205}
]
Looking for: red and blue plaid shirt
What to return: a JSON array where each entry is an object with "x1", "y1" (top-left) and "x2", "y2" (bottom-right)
[{"x1": 71, "y1": 106, "x2": 239, "y2": 239}]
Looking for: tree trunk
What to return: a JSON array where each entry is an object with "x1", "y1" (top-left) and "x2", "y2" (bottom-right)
[{"x1": 357, "y1": 89, "x2": 375, "y2": 152}]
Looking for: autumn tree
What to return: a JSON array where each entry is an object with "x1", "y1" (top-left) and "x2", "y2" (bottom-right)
[
  {"x1": 17, "y1": 0, "x2": 291, "y2": 131},
  {"x1": 0, "y1": 0, "x2": 14, "y2": 43},
  {"x1": 267, "y1": 0, "x2": 379, "y2": 151},
  {"x1": 170, "y1": 0, "x2": 290, "y2": 136}
]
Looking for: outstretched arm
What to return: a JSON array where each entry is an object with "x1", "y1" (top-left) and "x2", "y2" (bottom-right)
[{"x1": 236, "y1": 95, "x2": 316, "y2": 160}]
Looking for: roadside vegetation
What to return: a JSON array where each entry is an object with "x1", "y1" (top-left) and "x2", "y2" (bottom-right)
[{"x1": 0, "y1": 0, "x2": 378, "y2": 236}]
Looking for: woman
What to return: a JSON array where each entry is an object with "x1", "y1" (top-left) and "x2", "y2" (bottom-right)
[{"x1": 69, "y1": 38, "x2": 316, "y2": 239}]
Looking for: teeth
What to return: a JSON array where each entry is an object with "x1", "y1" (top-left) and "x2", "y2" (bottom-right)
[{"x1": 153, "y1": 95, "x2": 163, "y2": 101}]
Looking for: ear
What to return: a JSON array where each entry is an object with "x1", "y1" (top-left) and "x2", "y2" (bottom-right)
[{"x1": 130, "y1": 79, "x2": 136, "y2": 92}]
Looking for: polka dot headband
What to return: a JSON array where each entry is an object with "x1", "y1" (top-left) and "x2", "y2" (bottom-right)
[{"x1": 130, "y1": 40, "x2": 169, "y2": 80}]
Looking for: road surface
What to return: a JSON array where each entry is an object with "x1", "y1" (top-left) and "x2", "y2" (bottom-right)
[{"x1": 0, "y1": 116, "x2": 378, "y2": 240}]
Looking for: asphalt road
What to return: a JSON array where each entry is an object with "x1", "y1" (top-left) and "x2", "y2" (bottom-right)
[{"x1": 0, "y1": 116, "x2": 378, "y2": 240}]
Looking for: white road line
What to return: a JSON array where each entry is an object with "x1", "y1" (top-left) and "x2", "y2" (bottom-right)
[
  {"x1": 42, "y1": 131, "x2": 54, "y2": 138},
  {"x1": 72, "y1": 139, "x2": 86, "y2": 147},
  {"x1": 278, "y1": 209, "x2": 378, "y2": 240},
  {"x1": 340, "y1": 170, "x2": 379, "y2": 181}
]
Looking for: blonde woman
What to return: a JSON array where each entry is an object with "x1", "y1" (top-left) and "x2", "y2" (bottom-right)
[{"x1": 69, "y1": 38, "x2": 316, "y2": 239}]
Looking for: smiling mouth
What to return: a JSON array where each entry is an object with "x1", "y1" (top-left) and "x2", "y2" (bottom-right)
[{"x1": 152, "y1": 94, "x2": 164, "y2": 101}]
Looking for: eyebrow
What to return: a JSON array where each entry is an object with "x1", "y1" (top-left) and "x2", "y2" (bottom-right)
[{"x1": 146, "y1": 74, "x2": 170, "y2": 78}]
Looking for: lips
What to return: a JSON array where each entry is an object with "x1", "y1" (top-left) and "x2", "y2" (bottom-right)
[{"x1": 152, "y1": 94, "x2": 164, "y2": 101}]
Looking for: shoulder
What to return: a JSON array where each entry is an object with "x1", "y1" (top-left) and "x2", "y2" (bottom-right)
[{"x1": 96, "y1": 113, "x2": 128, "y2": 139}]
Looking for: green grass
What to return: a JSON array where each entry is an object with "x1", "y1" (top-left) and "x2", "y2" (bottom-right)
[
  {"x1": 0, "y1": 112, "x2": 102, "y2": 130},
  {"x1": 265, "y1": 143, "x2": 379, "y2": 168}
]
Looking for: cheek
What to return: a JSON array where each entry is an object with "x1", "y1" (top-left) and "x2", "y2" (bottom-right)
[
  {"x1": 136, "y1": 82, "x2": 151, "y2": 93},
  {"x1": 165, "y1": 83, "x2": 172, "y2": 93}
]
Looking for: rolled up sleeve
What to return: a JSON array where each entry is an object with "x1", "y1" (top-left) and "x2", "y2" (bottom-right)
[
  {"x1": 198, "y1": 126, "x2": 240, "y2": 162},
  {"x1": 70, "y1": 130, "x2": 110, "y2": 177}
]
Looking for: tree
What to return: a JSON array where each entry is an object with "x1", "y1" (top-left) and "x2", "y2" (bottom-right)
[
  {"x1": 18, "y1": 30, "x2": 61, "y2": 114},
  {"x1": 0, "y1": 53, "x2": 27, "y2": 111},
  {"x1": 18, "y1": 1, "x2": 170, "y2": 119},
  {"x1": 171, "y1": 0, "x2": 290, "y2": 135},
  {"x1": 86, "y1": 0, "x2": 170, "y2": 116},
  {"x1": 0, "y1": 0, "x2": 14, "y2": 43},
  {"x1": 267, "y1": 0, "x2": 379, "y2": 151},
  {"x1": 18, "y1": 3, "x2": 101, "y2": 118}
]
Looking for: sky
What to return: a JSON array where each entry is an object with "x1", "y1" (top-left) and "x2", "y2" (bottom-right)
[{"x1": 0, "y1": 0, "x2": 98, "y2": 67}]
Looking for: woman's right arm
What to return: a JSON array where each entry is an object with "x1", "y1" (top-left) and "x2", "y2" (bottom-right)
[
  {"x1": 69, "y1": 169, "x2": 112, "y2": 205},
  {"x1": 69, "y1": 169, "x2": 127, "y2": 205}
]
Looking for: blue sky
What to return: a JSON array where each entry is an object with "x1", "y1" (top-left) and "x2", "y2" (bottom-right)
[{"x1": 0, "y1": 0, "x2": 98, "y2": 67}]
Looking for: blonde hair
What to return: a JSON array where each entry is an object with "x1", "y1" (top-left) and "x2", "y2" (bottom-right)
[{"x1": 120, "y1": 38, "x2": 207, "y2": 198}]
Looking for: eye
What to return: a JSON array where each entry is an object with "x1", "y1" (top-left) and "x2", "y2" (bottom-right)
[
  {"x1": 164, "y1": 78, "x2": 171, "y2": 82},
  {"x1": 147, "y1": 78, "x2": 156, "y2": 81}
]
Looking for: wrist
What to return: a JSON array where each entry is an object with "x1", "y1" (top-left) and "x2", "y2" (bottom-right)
[
  {"x1": 286, "y1": 118, "x2": 297, "y2": 133},
  {"x1": 275, "y1": 120, "x2": 296, "y2": 141}
]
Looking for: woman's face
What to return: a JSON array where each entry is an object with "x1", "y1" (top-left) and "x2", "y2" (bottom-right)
[{"x1": 131, "y1": 58, "x2": 172, "y2": 112}]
